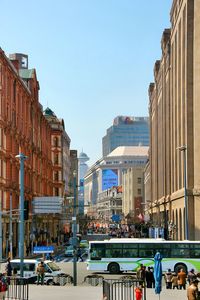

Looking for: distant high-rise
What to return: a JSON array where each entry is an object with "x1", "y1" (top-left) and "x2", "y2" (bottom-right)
[
  {"x1": 78, "y1": 151, "x2": 90, "y2": 214},
  {"x1": 102, "y1": 116, "x2": 149, "y2": 156}
]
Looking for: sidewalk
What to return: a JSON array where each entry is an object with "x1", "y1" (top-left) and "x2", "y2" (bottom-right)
[{"x1": 28, "y1": 285, "x2": 187, "y2": 300}]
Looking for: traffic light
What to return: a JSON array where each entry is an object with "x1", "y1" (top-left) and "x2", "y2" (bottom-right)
[{"x1": 24, "y1": 200, "x2": 29, "y2": 220}]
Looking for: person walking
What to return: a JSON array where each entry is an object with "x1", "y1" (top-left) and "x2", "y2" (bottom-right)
[
  {"x1": 36, "y1": 261, "x2": 45, "y2": 285},
  {"x1": 0, "y1": 273, "x2": 8, "y2": 300},
  {"x1": 77, "y1": 248, "x2": 83, "y2": 262},
  {"x1": 145, "y1": 267, "x2": 154, "y2": 288},
  {"x1": 188, "y1": 269, "x2": 197, "y2": 285},
  {"x1": 5, "y1": 257, "x2": 12, "y2": 277},
  {"x1": 178, "y1": 268, "x2": 187, "y2": 290},
  {"x1": 171, "y1": 272, "x2": 179, "y2": 289},
  {"x1": 187, "y1": 279, "x2": 199, "y2": 300},
  {"x1": 136, "y1": 264, "x2": 146, "y2": 287},
  {"x1": 164, "y1": 268, "x2": 173, "y2": 289},
  {"x1": 134, "y1": 285, "x2": 143, "y2": 300}
]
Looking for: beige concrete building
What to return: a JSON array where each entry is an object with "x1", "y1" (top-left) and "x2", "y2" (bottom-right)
[
  {"x1": 122, "y1": 166, "x2": 146, "y2": 221},
  {"x1": 149, "y1": 0, "x2": 200, "y2": 240},
  {"x1": 84, "y1": 146, "x2": 149, "y2": 219}
]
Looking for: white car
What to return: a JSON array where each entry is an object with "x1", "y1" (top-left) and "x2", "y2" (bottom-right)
[{"x1": 10, "y1": 259, "x2": 65, "y2": 285}]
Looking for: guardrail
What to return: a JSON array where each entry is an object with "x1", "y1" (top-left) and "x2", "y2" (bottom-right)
[
  {"x1": 83, "y1": 274, "x2": 104, "y2": 286},
  {"x1": 53, "y1": 274, "x2": 73, "y2": 286},
  {"x1": 5, "y1": 277, "x2": 29, "y2": 300},
  {"x1": 103, "y1": 278, "x2": 146, "y2": 300}
]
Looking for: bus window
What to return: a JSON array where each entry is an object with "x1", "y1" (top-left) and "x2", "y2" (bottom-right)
[
  {"x1": 91, "y1": 244, "x2": 105, "y2": 260},
  {"x1": 139, "y1": 249, "x2": 154, "y2": 258},
  {"x1": 123, "y1": 249, "x2": 138, "y2": 258},
  {"x1": 154, "y1": 248, "x2": 170, "y2": 258},
  {"x1": 190, "y1": 249, "x2": 200, "y2": 258},
  {"x1": 174, "y1": 243, "x2": 189, "y2": 249},
  {"x1": 112, "y1": 250, "x2": 121, "y2": 258},
  {"x1": 171, "y1": 248, "x2": 190, "y2": 257}
]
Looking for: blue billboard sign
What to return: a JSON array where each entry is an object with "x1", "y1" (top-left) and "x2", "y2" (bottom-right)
[
  {"x1": 111, "y1": 214, "x2": 121, "y2": 222},
  {"x1": 33, "y1": 246, "x2": 54, "y2": 254},
  {"x1": 102, "y1": 169, "x2": 118, "y2": 191}
]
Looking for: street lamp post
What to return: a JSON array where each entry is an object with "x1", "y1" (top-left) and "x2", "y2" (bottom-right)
[
  {"x1": 9, "y1": 193, "x2": 13, "y2": 259},
  {"x1": 177, "y1": 145, "x2": 188, "y2": 240},
  {"x1": 15, "y1": 153, "x2": 27, "y2": 277},
  {"x1": 72, "y1": 170, "x2": 77, "y2": 286}
]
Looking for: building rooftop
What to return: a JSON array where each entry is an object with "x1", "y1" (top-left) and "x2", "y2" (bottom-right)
[{"x1": 107, "y1": 146, "x2": 149, "y2": 157}]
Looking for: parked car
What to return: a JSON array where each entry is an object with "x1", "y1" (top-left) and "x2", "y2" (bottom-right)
[
  {"x1": 65, "y1": 245, "x2": 74, "y2": 257},
  {"x1": 10, "y1": 259, "x2": 66, "y2": 285},
  {"x1": 79, "y1": 240, "x2": 89, "y2": 248}
]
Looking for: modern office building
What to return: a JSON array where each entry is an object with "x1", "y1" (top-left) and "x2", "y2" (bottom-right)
[
  {"x1": 149, "y1": 0, "x2": 200, "y2": 240},
  {"x1": 102, "y1": 116, "x2": 149, "y2": 157}
]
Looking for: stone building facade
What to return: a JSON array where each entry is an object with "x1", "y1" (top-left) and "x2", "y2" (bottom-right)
[
  {"x1": 0, "y1": 50, "x2": 72, "y2": 255},
  {"x1": 149, "y1": 0, "x2": 200, "y2": 240}
]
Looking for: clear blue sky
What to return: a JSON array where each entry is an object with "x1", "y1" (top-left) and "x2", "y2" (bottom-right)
[{"x1": 0, "y1": 0, "x2": 172, "y2": 165}]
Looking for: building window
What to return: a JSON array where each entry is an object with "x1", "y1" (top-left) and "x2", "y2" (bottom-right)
[
  {"x1": 137, "y1": 177, "x2": 141, "y2": 184},
  {"x1": 54, "y1": 154, "x2": 59, "y2": 164},
  {"x1": 137, "y1": 189, "x2": 141, "y2": 195},
  {"x1": 55, "y1": 188, "x2": 59, "y2": 196},
  {"x1": 54, "y1": 171, "x2": 59, "y2": 181},
  {"x1": 54, "y1": 137, "x2": 59, "y2": 147}
]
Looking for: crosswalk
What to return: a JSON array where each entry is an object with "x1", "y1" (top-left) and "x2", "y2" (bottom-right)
[{"x1": 54, "y1": 254, "x2": 88, "y2": 263}]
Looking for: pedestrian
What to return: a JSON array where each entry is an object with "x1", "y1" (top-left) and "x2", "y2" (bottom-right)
[
  {"x1": 77, "y1": 248, "x2": 83, "y2": 262},
  {"x1": 164, "y1": 268, "x2": 173, "y2": 289},
  {"x1": 178, "y1": 268, "x2": 187, "y2": 290},
  {"x1": 5, "y1": 257, "x2": 12, "y2": 277},
  {"x1": 171, "y1": 272, "x2": 179, "y2": 289},
  {"x1": 188, "y1": 269, "x2": 197, "y2": 285},
  {"x1": 26, "y1": 245, "x2": 30, "y2": 257},
  {"x1": 102, "y1": 293, "x2": 108, "y2": 300},
  {"x1": 145, "y1": 267, "x2": 154, "y2": 288},
  {"x1": 36, "y1": 261, "x2": 45, "y2": 285},
  {"x1": 187, "y1": 279, "x2": 199, "y2": 300},
  {"x1": 0, "y1": 273, "x2": 8, "y2": 300},
  {"x1": 136, "y1": 264, "x2": 146, "y2": 286},
  {"x1": 134, "y1": 285, "x2": 143, "y2": 300}
]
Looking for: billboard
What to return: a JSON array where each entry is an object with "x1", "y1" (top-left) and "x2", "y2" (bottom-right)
[{"x1": 102, "y1": 169, "x2": 118, "y2": 191}]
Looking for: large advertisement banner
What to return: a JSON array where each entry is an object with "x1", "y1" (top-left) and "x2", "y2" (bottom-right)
[{"x1": 102, "y1": 169, "x2": 118, "y2": 191}]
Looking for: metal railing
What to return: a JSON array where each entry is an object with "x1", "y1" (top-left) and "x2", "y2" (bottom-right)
[
  {"x1": 103, "y1": 278, "x2": 146, "y2": 300},
  {"x1": 83, "y1": 274, "x2": 104, "y2": 286},
  {"x1": 53, "y1": 274, "x2": 73, "y2": 286},
  {"x1": 5, "y1": 277, "x2": 29, "y2": 300}
]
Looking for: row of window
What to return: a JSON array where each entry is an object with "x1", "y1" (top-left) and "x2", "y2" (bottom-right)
[{"x1": 90, "y1": 243, "x2": 200, "y2": 259}]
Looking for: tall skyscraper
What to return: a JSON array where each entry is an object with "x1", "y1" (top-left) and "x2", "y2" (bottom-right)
[
  {"x1": 78, "y1": 151, "x2": 90, "y2": 214},
  {"x1": 102, "y1": 116, "x2": 149, "y2": 156}
]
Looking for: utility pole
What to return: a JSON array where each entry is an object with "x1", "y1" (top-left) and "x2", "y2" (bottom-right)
[
  {"x1": 9, "y1": 193, "x2": 13, "y2": 259},
  {"x1": 16, "y1": 153, "x2": 27, "y2": 277},
  {"x1": 72, "y1": 170, "x2": 77, "y2": 286},
  {"x1": 0, "y1": 198, "x2": 2, "y2": 261}
]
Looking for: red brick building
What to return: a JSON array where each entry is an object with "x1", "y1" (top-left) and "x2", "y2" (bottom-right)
[{"x1": 0, "y1": 50, "x2": 72, "y2": 255}]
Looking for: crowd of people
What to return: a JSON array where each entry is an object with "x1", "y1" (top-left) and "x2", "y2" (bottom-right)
[{"x1": 135, "y1": 264, "x2": 200, "y2": 300}]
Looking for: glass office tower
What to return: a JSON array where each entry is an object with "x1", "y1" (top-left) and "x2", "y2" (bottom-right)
[{"x1": 102, "y1": 116, "x2": 149, "y2": 156}]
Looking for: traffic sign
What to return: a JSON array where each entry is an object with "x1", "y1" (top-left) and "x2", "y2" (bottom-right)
[{"x1": 33, "y1": 246, "x2": 54, "y2": 254}]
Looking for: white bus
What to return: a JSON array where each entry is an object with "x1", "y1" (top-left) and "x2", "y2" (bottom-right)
[{"x1": 87, "y1": 238, "x2": 200, "y2": 274}]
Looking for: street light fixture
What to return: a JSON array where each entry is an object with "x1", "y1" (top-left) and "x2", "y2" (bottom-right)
[
  {"x1": 177, "y1": 145, "x2": 188, "y2": 240},
  {"x1": 15, "y1": 153, "x2": 28, "y2": 277}
]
